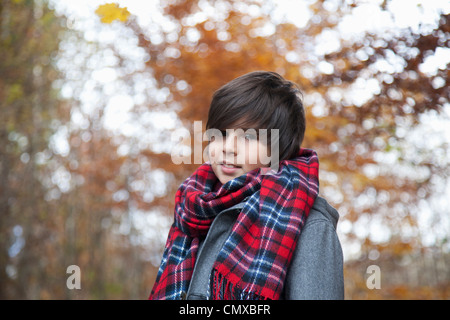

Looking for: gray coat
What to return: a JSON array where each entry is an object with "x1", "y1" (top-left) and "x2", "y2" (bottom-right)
[{"x1": 186, "y1": 196, "x2": 344, "y2": 300}]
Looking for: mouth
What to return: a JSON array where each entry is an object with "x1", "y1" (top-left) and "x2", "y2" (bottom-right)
[
  {"x1": 219, "y1": 163, "x2": 242, "y2": 175},
  {"x1": 222, "y1": 163, "x2": 241, "y2": 168}
]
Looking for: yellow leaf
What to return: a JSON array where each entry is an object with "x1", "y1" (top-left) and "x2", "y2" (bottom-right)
[{"x1": 95, "y1": 3, "x2": 130, "y2": 24}]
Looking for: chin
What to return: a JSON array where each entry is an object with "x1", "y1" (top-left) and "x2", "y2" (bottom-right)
[{"x1": 218, "y1": 175, "x2": 234, "y2": 184}]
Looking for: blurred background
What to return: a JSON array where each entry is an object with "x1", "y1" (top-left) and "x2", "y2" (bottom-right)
[{"x1": 1, "y1": 0, "x2": 449, "y2": 299}]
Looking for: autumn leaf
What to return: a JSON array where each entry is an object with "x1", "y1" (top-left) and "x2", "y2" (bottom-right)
[{"x1": 95, "y1": 3, "x2": 130, "y2": 24}]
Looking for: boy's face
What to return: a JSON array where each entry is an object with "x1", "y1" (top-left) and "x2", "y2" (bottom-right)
[{"x1": 208, "y1": 128, "x2": 270, "y2": 184}]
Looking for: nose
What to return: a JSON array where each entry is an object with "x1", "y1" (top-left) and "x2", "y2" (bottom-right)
[{"x1": 223, "y1": 131, "x2": 238, "y2": 156}]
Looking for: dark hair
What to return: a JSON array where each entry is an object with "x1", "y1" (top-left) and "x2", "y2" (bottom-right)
[{"x1": 206, "y1": 71, "x2": 305, "y2": 162}]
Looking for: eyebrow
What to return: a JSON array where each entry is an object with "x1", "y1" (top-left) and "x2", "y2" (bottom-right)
[{"x1": 224, "y1": 127, "x2": 259, "y2": 131}]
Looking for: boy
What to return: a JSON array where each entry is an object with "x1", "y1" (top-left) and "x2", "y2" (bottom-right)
[{"x1": 150, "y1": 71, "x2": 344, "y2": 300}]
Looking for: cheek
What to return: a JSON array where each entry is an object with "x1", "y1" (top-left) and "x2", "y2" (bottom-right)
[
  {"x1": 208, "y1": 142, "x2": 222, "y2": 162},
  {"x1": 246, "y1": 142, "x2": 270, "y2": 167},
  {"x1": 242, "y1": 142, "x2": 261, "y2": 165}
]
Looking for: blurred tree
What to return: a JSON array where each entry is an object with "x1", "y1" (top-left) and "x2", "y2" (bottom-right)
[
  {"x1": 0, "y1": 0, "x2": 153, "y2": 299},
  {"x1": 0, "y1": 0, "x2": 69, "y2": 298}
]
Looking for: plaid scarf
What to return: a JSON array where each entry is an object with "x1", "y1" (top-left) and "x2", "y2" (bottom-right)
[{"x1": 149, "y1": 148, "x2": 319, "y2": 300}]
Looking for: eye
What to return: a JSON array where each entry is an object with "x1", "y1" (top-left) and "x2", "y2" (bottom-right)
[{"x1": 244, "y1": 133, "x2": 258, "y2": 141}]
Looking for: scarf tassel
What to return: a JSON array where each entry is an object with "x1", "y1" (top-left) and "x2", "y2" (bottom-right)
[{"x1": 210, "y1": 269, "x2": 268, "y2": 300}]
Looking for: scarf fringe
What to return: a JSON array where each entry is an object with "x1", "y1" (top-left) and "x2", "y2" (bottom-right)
[{"x1": 211, "y1": 269, "x2": 269, "y2": 300}]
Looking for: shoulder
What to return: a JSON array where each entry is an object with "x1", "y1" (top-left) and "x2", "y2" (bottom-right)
[{"x1": 304, "y1": 196, "x2": 340, "y2": 230}]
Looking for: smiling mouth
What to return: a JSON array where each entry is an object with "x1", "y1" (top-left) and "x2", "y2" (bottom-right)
[
  {"x1": 220, "y1": 163, "x2": 242, "y2": 174},
  {"x1": 222, "y1": 163, "x2": 241, "y2": 168}
]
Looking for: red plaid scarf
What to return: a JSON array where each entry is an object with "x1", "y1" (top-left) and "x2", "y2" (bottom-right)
[{"x1": 149, "y1": 148, "x2": 319, "y2": 300}]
